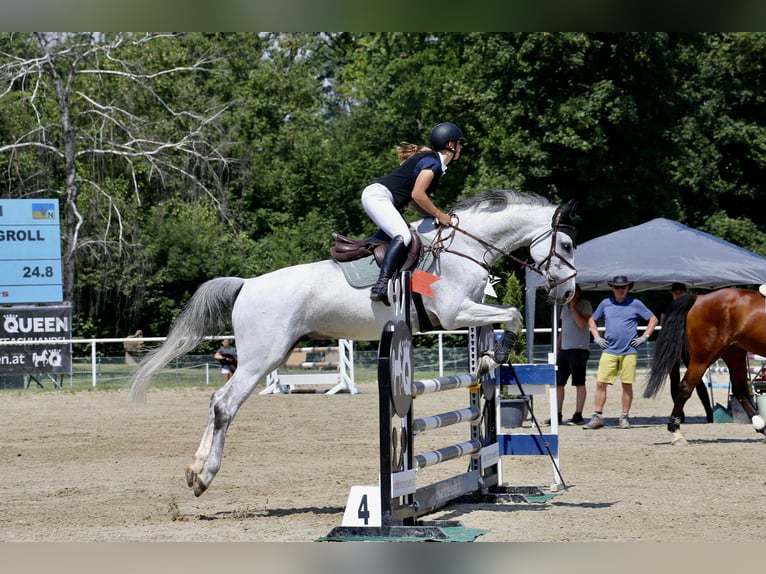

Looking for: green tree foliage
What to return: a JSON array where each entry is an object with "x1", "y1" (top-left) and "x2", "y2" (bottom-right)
[
  {"x1": 1, "y1": 32, "x2": 765, "y2": 344},
  {"x1": 671, "y1": 33, "x2": 766, "y2": 231}
]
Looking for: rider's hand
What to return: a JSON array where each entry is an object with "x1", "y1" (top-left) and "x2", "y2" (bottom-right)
[
  {"x1": 630, "y1": 335, "x2": 648, "y2": 348},
  {"x1": 593, "y1": 336, "x2": 609, "y2": 350},
  {"x1": 436, "y1": 211, "x2": 452, "y2": 227}
]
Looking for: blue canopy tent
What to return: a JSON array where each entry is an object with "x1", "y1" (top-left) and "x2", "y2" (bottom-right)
[{"x1": 525, "y1": 218, "x2": 766, "y2": 361}]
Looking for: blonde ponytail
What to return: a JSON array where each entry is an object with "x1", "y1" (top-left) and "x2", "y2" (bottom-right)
[{"x1": 397, "y1": 141, "x2": 432, "y2": 163}]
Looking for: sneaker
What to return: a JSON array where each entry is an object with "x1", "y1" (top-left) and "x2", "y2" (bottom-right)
[
  {"x1": 619, "y1": 414, "x2": 631, "y2": 429},
  {"x1": 543, "y1": 413, "x2": 563, "y2": 426},
  {"x1": 583, "y1": 413, "x2": 604, "y2": 429},
  {"x1": 566, "y1": 413, "x2": 585, "y2": 426}
]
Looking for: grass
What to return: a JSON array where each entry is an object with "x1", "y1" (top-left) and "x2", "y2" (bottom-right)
[{"x1": 0, "y1": 349, "x2": 472, "y2": 395}]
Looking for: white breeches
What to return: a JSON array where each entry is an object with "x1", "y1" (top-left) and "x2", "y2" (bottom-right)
[{"x1": 361, "y1": 183, "x2": 412, "y2": 246}]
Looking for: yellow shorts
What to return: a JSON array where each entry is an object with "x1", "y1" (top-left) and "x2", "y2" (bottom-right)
[{"x1": 596, "y1": 352, "x2": 638, "y2": 385}]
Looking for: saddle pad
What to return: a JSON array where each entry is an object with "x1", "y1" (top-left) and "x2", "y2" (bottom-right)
[{"x1": 335, "y1": 248, "x2": 436, "y2": 288}]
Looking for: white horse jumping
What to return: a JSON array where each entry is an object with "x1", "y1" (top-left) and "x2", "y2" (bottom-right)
[{"x1": 128, "y1": 190, "x2": 577, "y2": 496}]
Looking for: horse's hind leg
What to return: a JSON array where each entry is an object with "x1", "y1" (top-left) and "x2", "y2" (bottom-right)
[
  {"x1": 722, "y1": 347, "x2": 766, "y2": 435},
  {"x1": 668, "y1": 375, "x2": 692, "y2": 431},
  {"x1": 184, "y1": 368, "x2": 263, "y2": 496},
  {"x1": 667, "y1": 361, "x2": 710, "y2": 445},
  {"x1": 185, "y1": 392, "x2": 220, "y2": 493}
]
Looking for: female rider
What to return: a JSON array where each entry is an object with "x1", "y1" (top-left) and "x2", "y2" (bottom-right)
[{"x1": 361, "y1": 121, "x2": 466, "y2": 305}]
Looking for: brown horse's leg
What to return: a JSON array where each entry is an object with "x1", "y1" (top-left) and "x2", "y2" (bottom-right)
[
  {"x1": 667, "y1": 359, "x2": 711, "y2": 441},
  {"x1": 722, "y1": 347, "x2": 766, "y2": 434},
  {"x1": 667, "y1": 372, "x2": 694, "y2": 433}
]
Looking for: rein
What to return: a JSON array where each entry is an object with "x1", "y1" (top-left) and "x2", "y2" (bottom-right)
[{"x1": 429, "y1": 213, "x2": 577, "y2": 289}]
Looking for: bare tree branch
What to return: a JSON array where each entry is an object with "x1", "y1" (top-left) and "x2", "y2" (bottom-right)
[{"x1": 0, "y1": 32, "x2": 232, "y2": 304}]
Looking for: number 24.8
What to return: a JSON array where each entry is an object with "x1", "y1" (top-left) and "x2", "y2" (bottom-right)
[{"x1": 22, "y1": 266, "x2": 54, "y2": 278}]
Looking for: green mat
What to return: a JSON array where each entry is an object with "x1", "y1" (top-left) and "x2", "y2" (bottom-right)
[
  {"x1": 713, "y1": 403, "x2": 733, "y2": 423},
  {"x1": 524, "y1": 492, "x2": 561, "y2": 503},
  {"x1": 319, "y1": 524, "x2": 488, "y2": 542},
  {"x1": 490, "y1": 485, "x2": 565, "y2": 504}
]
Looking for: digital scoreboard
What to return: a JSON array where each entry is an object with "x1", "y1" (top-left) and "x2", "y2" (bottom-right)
[{"x1": 0, "y1": 199, "x2": 64, "y2": 303}]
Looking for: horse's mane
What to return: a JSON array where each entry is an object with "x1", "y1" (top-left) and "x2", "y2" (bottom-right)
[{"x1": 451, "y1": 190, "x2": 551, "y2": 213}]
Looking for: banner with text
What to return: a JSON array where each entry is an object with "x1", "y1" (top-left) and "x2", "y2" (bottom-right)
[
  {"x1": 0, "y1": 306, "x2": 72, "y2": 375},
  {"x1": 0, "y1": 198, "x2": 63, "y2": 304}
]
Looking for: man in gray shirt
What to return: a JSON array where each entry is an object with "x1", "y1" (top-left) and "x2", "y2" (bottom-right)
[{"x1": 555, "y1": 285, "x2": 593, "y2": 425}]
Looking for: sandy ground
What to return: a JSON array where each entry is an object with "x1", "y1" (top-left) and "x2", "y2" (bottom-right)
[{"x1": 2, "y1": 375, "x2": 766, "y2": 544}]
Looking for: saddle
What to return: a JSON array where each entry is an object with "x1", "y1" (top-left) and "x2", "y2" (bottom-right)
[{"x1": 331, "y1": 229, "x2": 422, "y2": 271}]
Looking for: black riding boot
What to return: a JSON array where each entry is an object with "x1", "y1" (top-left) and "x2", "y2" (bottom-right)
[{"x1": 370, "y1": 235, "x2": 408, "y2": 306}]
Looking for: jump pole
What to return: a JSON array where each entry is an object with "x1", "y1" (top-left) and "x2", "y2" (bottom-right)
[{"x1": 326, "y1": 272, "x2": 500, "y2": 540}]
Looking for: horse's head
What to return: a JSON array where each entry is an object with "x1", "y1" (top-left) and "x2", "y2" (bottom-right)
[{"x1": 528, "y1": 199, "x2": 577, "y2": 304}]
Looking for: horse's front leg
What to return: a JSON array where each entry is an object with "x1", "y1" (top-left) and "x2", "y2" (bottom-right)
[
  {"x1": 443, "y1": 301, "x2": 523, "y2": 377},
  {"x1": 721, "y1": 347, "x2": 766, "y2": 437},
  {"x1": 732, "y1": 394, "x2": 766, "y2": 436}
]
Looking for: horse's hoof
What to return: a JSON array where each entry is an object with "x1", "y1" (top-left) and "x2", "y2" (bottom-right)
[
  {"x1": 185, "y1": 466, "x2": 209, "y2": 496},
  {"x1": 670, "y1": 431, "x2": 688, "y2": 446},
  {"x1": 192, "y1": 482, "x2": 207, "y2": 497},
  {"x1": 185, "y1": 466, "x2": 196, "y2": 488},
  {"x1": 475, "y1": 353, "x2": 498, "y2": 379},
  {"x1": 752, "y1": 415, "x2": 766, "y2": 431}
]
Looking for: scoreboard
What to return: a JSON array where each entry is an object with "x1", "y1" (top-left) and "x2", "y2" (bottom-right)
[{"x1": 0, "y1": 199, "x2": 63, "y2": 304}]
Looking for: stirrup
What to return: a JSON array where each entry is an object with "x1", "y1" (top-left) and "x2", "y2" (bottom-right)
[{"x1": 370, "y1": 278, "x2": 391, "y2": 306}]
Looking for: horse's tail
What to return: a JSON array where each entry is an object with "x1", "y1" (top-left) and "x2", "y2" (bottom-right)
[
  {"x1": 643, "y1": 293, "x2": 697, "y2": 398},
  {"x1": 128, "y1": 277, "x2": 245, "y2": 403}
]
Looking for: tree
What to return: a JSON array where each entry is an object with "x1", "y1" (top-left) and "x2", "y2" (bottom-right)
[
  {"x1": 672, "y1": 33, "x2": 766, "y2": 231},
  {"x1": 0, "y1": 32, "x2": 231, "y2": 312}
]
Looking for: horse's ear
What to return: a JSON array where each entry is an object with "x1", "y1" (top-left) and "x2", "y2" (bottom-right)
[
  {"x1": 554, "y1": 200, "x2": 578, "y2": 246},
  {"x1": 553, "y1": 199, "x2": 578, "y2": 227},
  {"x1": 562, "y1": 199, "x2": 578, "y2": 221}
]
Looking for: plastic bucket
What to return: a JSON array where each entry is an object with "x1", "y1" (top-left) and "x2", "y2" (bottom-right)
[{"x1": 499, "y1": 398, "x2": 529, "y2": 428}]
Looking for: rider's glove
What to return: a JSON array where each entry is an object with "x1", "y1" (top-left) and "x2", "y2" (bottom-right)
[{"x1": 630, "y1": 335, "x2": 648, "y2": 348}]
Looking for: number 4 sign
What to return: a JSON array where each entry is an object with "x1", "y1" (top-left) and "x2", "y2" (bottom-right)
[{"x1": 341, "y1": 485, "x2": 381, "y2": 527}]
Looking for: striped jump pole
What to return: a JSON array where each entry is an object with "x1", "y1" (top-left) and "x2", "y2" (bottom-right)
[
  {"x1": 327, "y1": 271, "x2": 500, "y2": 540},
  {"x1": 412, "y1": 406, "x2": 480, "y2": 434},
  {"x1": 412, "y1": 373, "x2": 478, "y2": 395},
  {"x1": 378, "y1": 272, "x2": 499, "y2": 526}
]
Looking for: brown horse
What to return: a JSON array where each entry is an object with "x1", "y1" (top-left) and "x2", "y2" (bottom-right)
[{"x1": 644, "y1": 287, "x2": 766, "y2": 444}]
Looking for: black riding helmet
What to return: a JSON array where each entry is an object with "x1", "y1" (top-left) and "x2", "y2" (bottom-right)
[{"x1": 429, "y1": 122, "x2": 466, "y2": 152}]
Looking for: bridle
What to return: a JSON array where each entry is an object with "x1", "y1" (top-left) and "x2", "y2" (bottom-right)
[{"x1": 429, "y1": 205, "x2": 577, "y2": 290}]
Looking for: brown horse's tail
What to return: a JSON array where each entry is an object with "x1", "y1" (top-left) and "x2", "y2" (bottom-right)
[{"x1": 643, "y1": 293, "x2": 698, "y2": 398}]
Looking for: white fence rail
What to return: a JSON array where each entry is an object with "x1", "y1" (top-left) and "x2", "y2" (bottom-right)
[{"x1": 0, "y1": 327, "x2": 667, "y2": 390}]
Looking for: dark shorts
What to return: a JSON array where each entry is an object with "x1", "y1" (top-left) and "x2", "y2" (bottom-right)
[{"x1": 556, "y1": 348, "x2": 590, "y2": 387}]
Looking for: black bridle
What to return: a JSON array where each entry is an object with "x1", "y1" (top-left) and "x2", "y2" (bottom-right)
[{"x1": 429, "y1": 202, "x2": 578, "y2": 290}]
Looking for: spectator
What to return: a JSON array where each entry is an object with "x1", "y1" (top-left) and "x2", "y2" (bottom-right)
[
  {"x1": 584, "y1": 276, "x2": 658, "y2": 429},
  {"x1": 554, "y1": 284, "x2": 593, "y2": 425},
  {"x1": 124, "y1": 330, "x2": 144, "y2": 365},
  {"x1": 662, "y1": 282, "x2": 714, "y2": 423},
  {"x1": 214, "y1": 338, "x2": 237, "y2": 382}
]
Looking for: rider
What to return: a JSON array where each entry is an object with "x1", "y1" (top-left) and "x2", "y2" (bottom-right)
[{"x1": 361, "y1": 122, "x2": 466, "y2": 305}]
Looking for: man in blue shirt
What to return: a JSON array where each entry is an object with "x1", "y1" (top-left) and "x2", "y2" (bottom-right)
[{"x1": 584, "y1": 276, "x2": 658, "y2": 429}]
